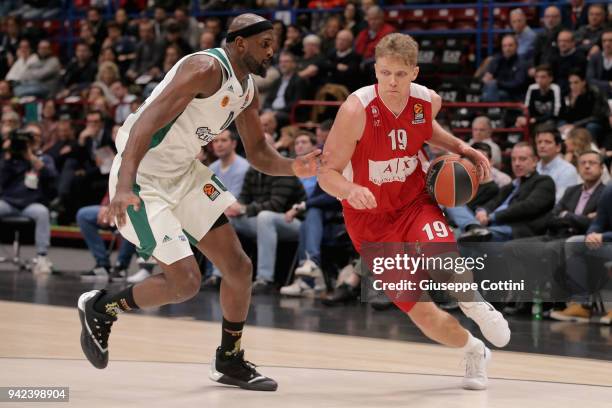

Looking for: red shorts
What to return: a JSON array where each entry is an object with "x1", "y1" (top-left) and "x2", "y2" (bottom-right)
[{"x1": 344, "y1": 192, "x2": 456, "y2": 313}]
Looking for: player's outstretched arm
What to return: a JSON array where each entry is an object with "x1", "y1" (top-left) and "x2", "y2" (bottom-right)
[
  {"x1": 235, "y1": 89, "x2": 320, "y2": 177},
  {"x1": 318, "y1": 96, "x2": 376, "y2": 210},
  {"x1": 109, "y1": 54, "x2": 222, "y2": 226},
  {"x1": 426, "y1": 90, "x2": 490, "y2": 182}
]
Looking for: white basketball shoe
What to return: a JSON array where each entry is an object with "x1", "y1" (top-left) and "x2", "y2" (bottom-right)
[{"x1": 459, "y1": 301, "x2": 511, "y2": 348}]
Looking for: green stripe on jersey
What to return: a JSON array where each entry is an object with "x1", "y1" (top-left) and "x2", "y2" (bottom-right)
[
  {"x1": 149, "y1": 114, "x2": 181, "y2": 149},
  {"x1": 205, "y1": 48, "x2": 232, "y2": 76},
  {"x1": 127, "y1": 183, "x2": 156, "y2": 260}
]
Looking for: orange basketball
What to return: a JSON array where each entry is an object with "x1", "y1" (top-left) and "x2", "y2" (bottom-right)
[{"x1": 426, "y1": 155, "x2": 479, "y2": 207}]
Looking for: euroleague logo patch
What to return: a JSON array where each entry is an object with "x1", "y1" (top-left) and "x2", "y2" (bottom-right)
[
  {"x1": 203, "y1": 183, "x2": 220, "y2": 200},
  {"x1": 412, "y1": 103, "x2": 425, "y2": 125}
]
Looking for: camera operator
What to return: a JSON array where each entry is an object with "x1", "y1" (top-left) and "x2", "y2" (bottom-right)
[{"x1": 0, "y1": 130, "x2": 57, "y2": 274}]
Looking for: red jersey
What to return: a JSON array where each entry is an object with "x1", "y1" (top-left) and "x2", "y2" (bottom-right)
[{"x1": 342, "y1": 82, "x2": 433, "y2": 214}]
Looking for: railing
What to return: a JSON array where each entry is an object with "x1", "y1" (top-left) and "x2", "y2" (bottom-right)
[{"x1": 290, "y1": 99, "x2": 531, "y2": 141}]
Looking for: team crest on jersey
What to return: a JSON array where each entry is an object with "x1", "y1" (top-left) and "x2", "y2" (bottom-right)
[
  {"x1": 412, "y1": 103, "x2": 425, "y2": 124},
  {"x1": 203, "y1": 183, "x2": 220, "y2": 200},
  {"x1": 196, "y1": 127, "x2": 216, "y2": 144},
  {"x1": 371, "y1": 106, "x2": 379, "y2": 117},
  {"x1": 221, "y1": 95, "x2": 230, "y2": 108}
]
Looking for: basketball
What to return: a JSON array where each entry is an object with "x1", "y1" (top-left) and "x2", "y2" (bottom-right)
[{"x1": 426, "y1": 155, "x2": 479, "y2": 207}]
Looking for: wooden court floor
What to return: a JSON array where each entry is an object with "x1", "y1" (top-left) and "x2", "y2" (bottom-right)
[{"x1": 1, "y1": 300, "x2": 610, "y2": 407}]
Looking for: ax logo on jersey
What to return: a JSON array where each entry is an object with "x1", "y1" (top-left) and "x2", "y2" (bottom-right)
[
  {"x1": 196, "y1": 126, "x2": 216, "y2": 144},
  {"x1": 368, "y1": 155, "x2": 419, "y2": 185}
]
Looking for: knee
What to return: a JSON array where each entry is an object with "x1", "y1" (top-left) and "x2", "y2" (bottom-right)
[
  {"x1": 169, "y1": 269, "x2": 201, "y2": 302},
  {"x1": 224, "y1": 252, "x2": 253, "y2": 284},
  {"x1": 30, "y1": 204, "x2": 49, "y2": 221},
  {"x1": 256, "y1": 210, "x2": 277, "y2": 225}
]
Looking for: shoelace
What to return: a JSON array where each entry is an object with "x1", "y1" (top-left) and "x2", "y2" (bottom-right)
[
  {"x1": 233, "y1": 350, "x2": 258, "y2": 376},
  {"x1": 462, "y1": 350, "x2": 484, "y2": 377},
  {"x1": 92, "y1": 317, "x2": 115, "y2": 347}
]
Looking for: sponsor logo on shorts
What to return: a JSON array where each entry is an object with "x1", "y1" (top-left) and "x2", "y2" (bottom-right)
[
  {"x1": 204, "y1": 183, "x2": 220, "y2": 200},
  {"x1": 412, "y1": 103, "x2": 425, "y2": 124}
]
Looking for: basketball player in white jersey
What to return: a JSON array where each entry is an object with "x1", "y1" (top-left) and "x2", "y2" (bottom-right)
[{"x1": 77, "y1": 14, "x2": 319, "y2": 391}]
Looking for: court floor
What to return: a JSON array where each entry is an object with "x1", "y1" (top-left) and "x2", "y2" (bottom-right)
[{"x1": 1, "y1": 300, "x2": 610, "y2": 408}]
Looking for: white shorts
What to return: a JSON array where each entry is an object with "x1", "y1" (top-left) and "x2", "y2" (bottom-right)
[{"x1": 109, "y1": 159, "x2": 236, "y2": 265}]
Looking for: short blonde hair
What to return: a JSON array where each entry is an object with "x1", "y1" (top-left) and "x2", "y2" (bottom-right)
[{"x1": 375, "y1": 33, "x2": 419, "y2": 66}]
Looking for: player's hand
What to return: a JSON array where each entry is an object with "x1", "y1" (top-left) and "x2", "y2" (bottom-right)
[
  {"x1": 459, "y1": 145, "x2": 490, "y2": 182},
  {"x1": 347, "y1": 185, "x2": 377, "y2": 210},
  {"x1": 585, "y1": 232, "x2": 603, "y2": 250},
  {"x1": 107, "y1": 189, "x2": 141, "y2": 228},
  {"x1": 292, "y1": 148, "x2": 322, "y2": 178}
]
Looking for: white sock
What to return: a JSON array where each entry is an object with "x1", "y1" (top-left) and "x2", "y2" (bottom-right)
[{"x1": 461, "y1": 331, "x2": 484, "y2": 353}]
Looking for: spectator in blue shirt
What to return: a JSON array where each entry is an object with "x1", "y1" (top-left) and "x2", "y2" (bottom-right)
[
  {"x1": 535, "y1": 125, "x2": 579, "y2": 202},
  {"x1": 510, "y1": 9, "x2": 537, "y2": 60}
]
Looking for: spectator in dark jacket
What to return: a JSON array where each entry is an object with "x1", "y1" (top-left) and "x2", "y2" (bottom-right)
[
  {"x1": 326, "y1": 29, "x2": 362, "y2": 91},
  {"x1": 586, "y1": 28, "x2": 612, "y2": 98},
  {"x1": 553, "y1": 181, "x2": 612, "y2": 322},
  {"x1": 482, "y1": 35, "x2": 528, "y2": 102},
  {"x1": 559, "y1": 69, "x2": 610, "y2": 145},
  {"x1": 58, "y1": 42, "x2": 97, "y2": 97},
  {"x1": 549, "y1": 30, "x2": 588, "y2": 94},
  {"x1": 574, "y1": 4, "x2": 607, "y2": 56},
  {"x1": 280, "y1": 131, "x2": 343, "y2": 297},
  {"x1": 530, "y1": 6, "x2": 564, "y2": 75},
  {"x1": 0, "y1": 129, "x2": 56, "y2": 274},
  {"x1": 458, "y1": 142, "x2": 556, "y2": 242},
  {"x1": 263, "y1": 51, "x2": 307, "y2": 125},
  {"x1": 215, "y1": 136, "x2": 306, "y2": 293},
  {"x1": 516, "y1": 65, "x2": 563, "y2": 128},
  {"x1": 126, "y1": 20, "x2": 163, "y2": 83}
]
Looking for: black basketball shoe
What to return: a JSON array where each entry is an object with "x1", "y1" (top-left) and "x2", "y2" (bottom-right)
[
  {"x1": 77, "y1": 290, "x2": 116, "y2": 369},
  {"x1": 209, "y1": 347, "x2": 278, "y2": 391}
]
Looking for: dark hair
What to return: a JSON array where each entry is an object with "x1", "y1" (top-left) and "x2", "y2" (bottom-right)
[
  {"x1": 295, "y1": 130, "x2": 317, "y2": 146},
  {"x1": 568, "y1": 68, "x2": 586, "y2": 81},
  {"x1": 558, "y1": 29, "x2": 575, "y2": 41},
  {"x1": 471, "y1": 141, "x2": 492, "y2": 159},
  {"x1": 319, "y1": 119, "x2": 333, "y2": 131},
  {"x1": 534, "y1": 64, "x2": 553, "y2": 76},
  {"x1": 513, "y1": 141, "x2": 536, "y2": 156},
  {"x1": 86, "y1": 110, "x2": 104, "y2": 121},
  {"x1": 535, "y1": 124, "x2": 562, "y2": 145},
  {"x1": 577, "y1": 149, "x2": 604, "y2": 165}
]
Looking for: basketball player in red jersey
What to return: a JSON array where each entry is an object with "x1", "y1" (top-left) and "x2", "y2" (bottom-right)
[{"x1": 319, "y1": 33, "x2": 511, "y2": 390}]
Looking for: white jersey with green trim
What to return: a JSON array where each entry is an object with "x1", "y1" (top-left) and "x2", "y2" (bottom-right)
[{"x1": 114, "y1": 48, "x2": 255, "y2": 178}]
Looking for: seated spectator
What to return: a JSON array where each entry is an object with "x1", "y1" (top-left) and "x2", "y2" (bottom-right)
[
  {"x1": 5, "y1": 39, "x2": 39, "y2": 83},
  {"x1": 482, "y1": 35, "x2": 528, "y2": 102},
  {"x1": 39, "y1": 100, "x2": 58, "y2": 152},
  {"x1": 559, "y1": 69, "x2": 610, "y2": 145},
  {"x1": 1, "y1": 110, "x2": 21, "y2": 140},
  {"x1": 316, "y1": 119, "x2": 333, "y2": 147},
  {"x1": 208, "y1": 130, "x2": 250, "y2": 199},
  {"x1": 78, "y1": 22, "x2": 101, "y2": 59},
  {"x1": 344, "y1": 2, "x2": 366, "y2": 38},
  {"x1": 126, "y1": 21, "x2": 163, "y2": 83},
  {"x1": 563, "y1": 127, "x2": 606, "y2": 171},
  {"x1": 355, "y1": 6, "x2": 395, "y2": 62},
  {"x1": 143, "y1": 44, "x2": 183, "y2": 98},
  {"x1": 444, "y1": 143, "x2": 502, "y2": 236},
  {"x1": 43, "y1": 116, "x2": 77, "y2": 172},
  {"x1": 574, "y1": 4, "x2": 607, "y2": 56},
  {"x1": 200, "y1": 31, "x2": 216, "y2": 51},
  {"x1": 468, "y1": 116, "x2": 502, "y2": 168},
  {"x1": 282, "y1": 24, "x2": 303, "y2": 57},
  {"x1": 101, "y1": 21, "x2": 136, "y2": 73},
  {"x1": 252, "y1": 64, "x2": 281, "y2": 109},
  {"x1": 274, "y1": 125, "x2": 299, "y2": 157},
  {"x1": 319, "y1": 15, "x2": 342, "y2": 55},
  {"x1": 502, "y1": 150, "x2": 605, "y2": 314},
  {"x1": 552, "y1": 182, "x2": 612, "y2": 322},
  {"x1": 203, "y1": 16, "x2": 224, "y2": 46},
  {"x1": 174, "y1": 7, "x2": 202, "y2": 51},
  {"x1": 86, "y1": 6, "x2": 107, "y2": 46},
  {"x1": 260, "y1": 111, "x2": 278, "y2": 140},
  {"x1": 216, "y1": 136, "x2": 305, "y2": 293},
  {"x1": 263, "y1": 51, "x2": 307, "y2": 125},
  {"x1": 297, "y1": 34, "x2": 327, "y2": 96},
  {"x1": 327, "y1": 29, "x2": 362, "y2": 92},
  {"x1": 59, "y1": 42, "x2": 97, "y2": 98},
  {"x1": 510, "y1": 8, "x2": 536, "y2": 60},
  {"x1": 586, "y1": 28, "x2": 612, "y2": 98},
  {"x1": 0, "y1": 80, "x2": 14, "y2": 101},
  {"x1": 516, "y1": 65, "x2": 563, "y2": 128},
  {"x1": 549, "y1": 30, "x2": 588, "y2": 94},
  {"x1": 93, "y1": 61, "x2": 120, "y2": 105},
  {"x1": 159, "y1": 21, "x2": 192, "y2": 62},
  {"x1": 280, "y1": 131, "x2": 342, "y2": 296},
  {"x1": 52, "y1": 110, "x2": 114, "y2": 218},
  {"x1": 12, "y1": 39, "x2": 61, "y2": 98},
  {"x1": 529, "y1": 6, "x2": 564, "y2": 76},
  {"x1": 77, "y1": 194, "x2": 156, "y2": 283},
  {"x1": 535, "y1": 126, "x2": 580, "y2": 202},
  {"x1": 0, "y1": 129, "x2": 56, "y2": 274},
  {"x1": 110, "y1": 80, "x2": 136, "y2": 125},
  {"x1": 458, "y1": 142, "x2": 556, "y2": 242}
]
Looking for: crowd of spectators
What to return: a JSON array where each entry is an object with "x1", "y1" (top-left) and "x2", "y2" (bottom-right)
[{"x1": 0, "y1": 1, "x2": 611, "y2": 323}]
